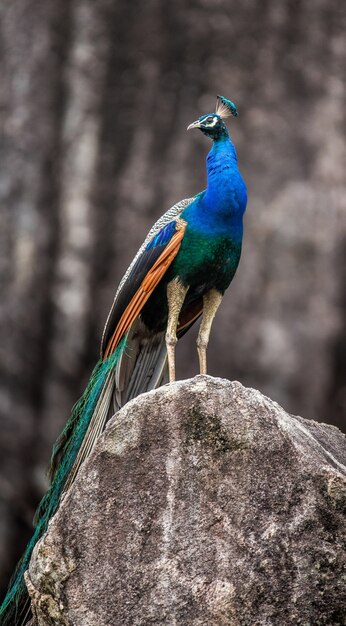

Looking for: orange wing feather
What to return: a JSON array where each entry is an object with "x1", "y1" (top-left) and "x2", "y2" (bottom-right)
[{"x1": 103, "y1": 225, "x2": 186, "y2": 360}]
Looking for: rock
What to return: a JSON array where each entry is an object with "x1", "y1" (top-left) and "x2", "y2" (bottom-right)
[{"x1": 27, "y1": 376, "x2": 346, "y2": 626}]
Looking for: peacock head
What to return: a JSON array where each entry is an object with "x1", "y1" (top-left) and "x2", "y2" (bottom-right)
[{"x1": 187, "y1": 95, "x2": 238, "y2": 140}]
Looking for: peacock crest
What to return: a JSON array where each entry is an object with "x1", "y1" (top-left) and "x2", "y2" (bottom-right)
[{"x1": 215, "y1": 95, "x2": 238, "y2": 119}]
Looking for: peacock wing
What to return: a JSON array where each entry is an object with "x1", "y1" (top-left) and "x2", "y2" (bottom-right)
[
  {"x1": 102, "y1": 216, "x2": 187, "y2": 359},
  {"x1": 101, "y1": 197, "x2": 194, "y2": 357}
]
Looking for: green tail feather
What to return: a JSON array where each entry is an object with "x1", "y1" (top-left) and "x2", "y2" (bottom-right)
[{"x1": 0, "y1": 340, "x2": 125, "y2": 626}]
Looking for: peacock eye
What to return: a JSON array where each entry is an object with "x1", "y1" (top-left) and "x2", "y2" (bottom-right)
[{"x1": 204, "y1": 116, "x2": 218, "y2": 126}]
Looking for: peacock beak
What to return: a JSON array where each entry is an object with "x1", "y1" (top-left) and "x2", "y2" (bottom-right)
[{"x1": 187, "y1": 120, "x2": 201, "y2": 131}]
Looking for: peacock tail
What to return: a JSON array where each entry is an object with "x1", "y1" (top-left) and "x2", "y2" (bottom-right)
[
  {"x1": 0, "y1": 339, "x2": 126, "y2": 626},
  {"x1": 0, "y1": 199, "x2": 191, "y2": 626}
]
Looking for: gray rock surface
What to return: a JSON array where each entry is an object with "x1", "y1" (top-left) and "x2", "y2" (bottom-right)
[{"x1": 27, "y1": 377, "x2": 346, "y2": 625}]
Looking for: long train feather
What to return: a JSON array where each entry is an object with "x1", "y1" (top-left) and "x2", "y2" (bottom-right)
[{"x1": 0, "y1": 339, "x2": 126, "y2": 626}]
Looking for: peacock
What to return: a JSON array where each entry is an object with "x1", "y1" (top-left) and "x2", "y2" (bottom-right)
[{"x1": 0, "y1": 95, "x2": 247, "y2": 625}]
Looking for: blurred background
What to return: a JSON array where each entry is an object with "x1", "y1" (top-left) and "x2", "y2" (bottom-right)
[{"x1": 0, "y1": 0, "x2": 345, "y2": 598}]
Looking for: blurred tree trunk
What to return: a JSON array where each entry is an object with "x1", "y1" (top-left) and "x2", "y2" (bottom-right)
[{"x1": 0, "y1": 0, "x2": 345, "y2": 596}]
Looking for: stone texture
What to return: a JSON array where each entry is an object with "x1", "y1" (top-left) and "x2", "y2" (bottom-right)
[{"x1": 27, "y1": 377, "x2": 346, "y2": 625}]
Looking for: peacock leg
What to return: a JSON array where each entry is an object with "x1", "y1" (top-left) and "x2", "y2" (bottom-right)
[
  {"x1": 166, "y1": 279, "x2": 188, "y2": 382},
  {"x1": 197, "y1": 288, "x2": 223, "y2": 375}
]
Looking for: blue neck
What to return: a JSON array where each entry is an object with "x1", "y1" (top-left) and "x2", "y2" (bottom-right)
[
  {"x1": 205, "y1": 136, "x2": 238, "y2": 203},
  {"x1": 182, "y1": 136, "x2": 247, "y2": 241}
]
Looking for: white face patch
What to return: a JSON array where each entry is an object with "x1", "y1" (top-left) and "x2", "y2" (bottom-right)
[{"x1": 204, "y1": 116, "x2": 218, "y2": 127}]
